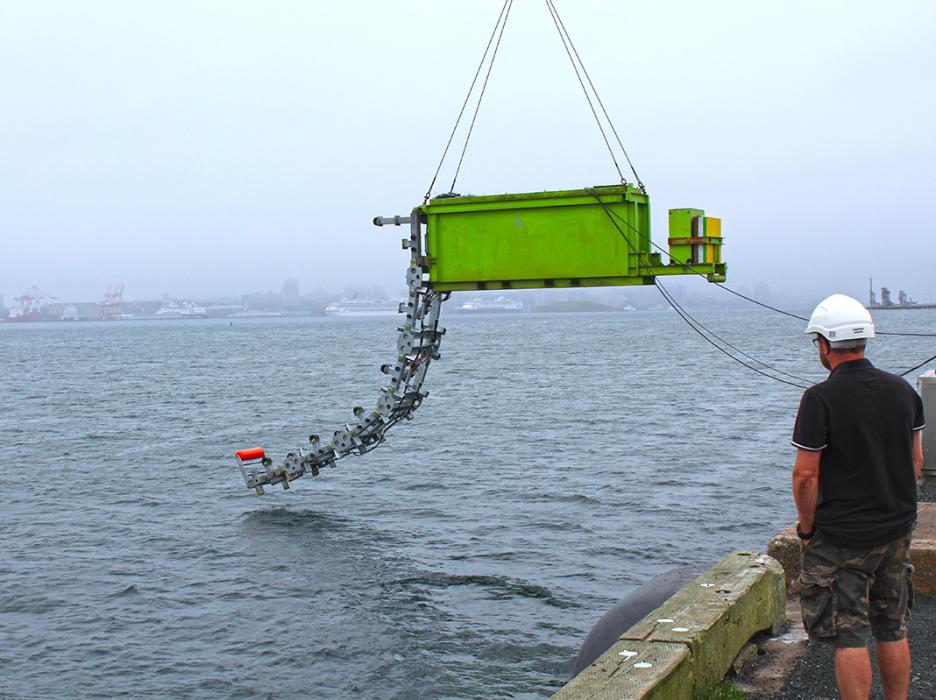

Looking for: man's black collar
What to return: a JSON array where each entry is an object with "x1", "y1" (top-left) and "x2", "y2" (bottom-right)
[{"x1": 830, "y1": 358, "x2": 873, "y2": 376}]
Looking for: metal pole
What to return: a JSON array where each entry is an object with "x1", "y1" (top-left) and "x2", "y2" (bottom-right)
[{"x1": 919, "y1": 370, "x2": 936, "y2": 477}]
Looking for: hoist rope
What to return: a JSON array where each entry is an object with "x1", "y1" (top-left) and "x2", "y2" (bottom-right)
[
  {"x1": 543, "y1": 0, "x2": 626, "y2": 186},
  {"x1": 899, "y1": 353, "x2": 936, "y2": 378},
  {"x1": 589, "y1": 189, "x2": 936, "y2": 383},
  {"x1": 544, "y1": 0, "x2": 645, "y2": 192},
  {"x1": 425, "y1": 0, "x2": 646, "y2": 199},
  {"x1": 655, "y1": 279, "x2": 812, "y2": 389},
  {"x1": 588, "y1": 190, "x2": 812, "y2": 389},
  {"x1": 595, "y1": 198, "x2": 936, "y2": 345},
  {"x1": 449, "y1": 0, "x2": 515, "y2": 194},
  {"x1": 423, "y1": 0, "x2": 513, "y2": 204},
  {"x1": 420, "y1": 3, "x2": 934, "y2": 377}
]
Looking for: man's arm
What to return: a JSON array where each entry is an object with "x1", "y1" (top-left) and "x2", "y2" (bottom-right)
[
  {"x1": 913, "y1": 431, "x2": 924, "y2": 481},
  {"x1": 792, "y1": 448, "x2": 822, "y2": 535}
]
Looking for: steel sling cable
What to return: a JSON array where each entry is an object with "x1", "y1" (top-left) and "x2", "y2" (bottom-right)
[
  {"x1": 423, "y1": 0, "x2": 512, "y2": 203},
  {"x1": 543, "y1": 0, "x2": 627, "y2": 186},
  {"x1": 586, "y1": 189, "x2": 813, "y2": 389},
  {"x1": 545, "y1": 0, "x2": 645, "y2": 192},
  {"x1": 900, "y1": 353, "x2": 936, "y2": 378},
  {"x1": 655, "y1": 279, "x2": 811, "y2": 389},
  {"x1": 448, "y1": 0, "x2": 515, "y2": 194},
  {"x1": 594, "y1": 197, "x2": 936, "y2": 347}
]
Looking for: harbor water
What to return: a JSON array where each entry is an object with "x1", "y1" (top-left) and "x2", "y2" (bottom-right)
[{"x1": 3, "y1": 307, "x2": 934, "y2": 698}]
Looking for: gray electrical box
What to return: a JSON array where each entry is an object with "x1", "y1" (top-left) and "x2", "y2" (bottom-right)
[{"x1": 919, "y1": 371, "x2": 936, "y2": 477}]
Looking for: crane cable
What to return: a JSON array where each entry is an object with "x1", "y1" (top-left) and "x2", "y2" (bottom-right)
[
  {"x1": 424, "y1": 0, "x2": 646, "y2": 200},
  {"x1": 588, "y1": 190, "x2": 936, "y2": 383},
  {"x1": 604, "y1": 206, "x2": 936, "y2": 345},
  {"x1": 421, "y1": 3, "x2": 935, "y2": 376},
  {"x1": 587, "y1": 190, "x2": 812, "y2": 389},
  {"x1": 423, "y1": 0, "x2": 513, "y2": 204},
  {"x1": 448, "y1": 0, "x2": 516, "y2": 195},
  {"x1": 544, "y1": 0, "x2": 645, "y2": 192}
]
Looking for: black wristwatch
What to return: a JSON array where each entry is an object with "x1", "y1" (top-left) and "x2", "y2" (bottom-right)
[{"x1": 796, "y1": 523, "x2": 814, "y2": 541}]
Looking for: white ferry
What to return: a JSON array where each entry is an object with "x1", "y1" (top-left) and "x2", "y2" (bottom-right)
[
  {"x1": 324, "y1": 298, "x2": 405, "y2": 317},
  {"x1": 156, "y1": 301, "x2": 207, "y2": 318},
  {"x1": 456, "y1": 296, "x2": 524, "y2": 312}
]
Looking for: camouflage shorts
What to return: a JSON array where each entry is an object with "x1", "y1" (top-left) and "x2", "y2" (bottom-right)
[{"x1": 799, "y1": 530, "x2": 914, "y2": 648}]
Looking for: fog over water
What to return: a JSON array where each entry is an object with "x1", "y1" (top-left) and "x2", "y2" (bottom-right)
[{"x1": 1, "y1": 0, "x2": 934, "y2": 303}]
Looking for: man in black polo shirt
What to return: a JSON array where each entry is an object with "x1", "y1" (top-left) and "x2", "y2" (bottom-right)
[{"x1": 792, "y1": 293, "x2": 925, "y2": 700}]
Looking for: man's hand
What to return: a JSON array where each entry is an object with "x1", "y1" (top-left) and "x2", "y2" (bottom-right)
[{"x1": 792, "y1": 448, "x2": 822, "y2": 534}]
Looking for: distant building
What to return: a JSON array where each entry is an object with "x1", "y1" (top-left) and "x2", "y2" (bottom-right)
[{"x1": 282, "y1": 278, "x2": 300, "y2": 308}]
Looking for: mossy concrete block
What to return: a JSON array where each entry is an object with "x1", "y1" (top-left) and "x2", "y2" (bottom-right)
[
  {"x1": 550, "y1": 640, "x2": 691, "y2": 700},
  {"x1": 551, "y1": 552, "x2": 785, "y2": 699},
  {"x1": 621, "y1": 551, "x2": 785, "y2": 694},
  {"x1": 768, "y1": 503, "x2": 936, "y2": 596}
]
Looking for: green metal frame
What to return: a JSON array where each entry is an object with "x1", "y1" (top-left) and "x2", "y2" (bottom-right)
[{"x1": 420, "y1": 185, "x2": 725, "y2": 292}]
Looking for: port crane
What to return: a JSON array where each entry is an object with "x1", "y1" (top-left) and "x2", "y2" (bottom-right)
[
  {"x1": 99, "y1": 284, "x2": 124, "y2": 320},
  {"x1": 7, "y1": 286, "x2": 60, "y2": 322},
  {"x1": 235, "y1": 0, "x2": 727, "y2": 493}
]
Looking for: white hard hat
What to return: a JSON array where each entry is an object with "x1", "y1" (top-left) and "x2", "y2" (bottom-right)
[{"x1": 805, "y1": 294, "x2": 875, "y2": 345}]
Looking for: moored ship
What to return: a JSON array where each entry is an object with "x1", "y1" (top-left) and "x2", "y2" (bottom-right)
[{"x1": 324, "y1": 298, "x2": 405, "y2": 317}]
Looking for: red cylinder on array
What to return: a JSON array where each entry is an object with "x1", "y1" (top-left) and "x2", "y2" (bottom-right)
[{"x1": 235, "y1": 447, "x2": 266, "y2": 462}]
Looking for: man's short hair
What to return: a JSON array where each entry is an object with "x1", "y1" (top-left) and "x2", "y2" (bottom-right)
[{"x1": 828, "y1": 338, "x2": 867, "y2": 351}]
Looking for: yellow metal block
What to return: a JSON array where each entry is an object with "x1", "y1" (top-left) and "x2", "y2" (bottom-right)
[
  {"x1": 705, "y1": 217, "x2": 722, "y2": 263},
  {"x1": 705, "y1": 217, "x2": 721, "y2": 238}
]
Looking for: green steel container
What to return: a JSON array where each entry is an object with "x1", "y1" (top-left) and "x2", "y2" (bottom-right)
[{"x1": 420, "y1": 185, "x2": 725, "y2": 291}]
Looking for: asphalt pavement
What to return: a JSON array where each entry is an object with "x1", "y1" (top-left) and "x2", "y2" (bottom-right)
[{"x1": 764, "y1": 597, "x2": 936, "y2": 699}]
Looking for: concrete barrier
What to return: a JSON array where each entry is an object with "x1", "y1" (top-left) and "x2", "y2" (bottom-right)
[
  {"x1": 768, "y1": 502, "x2": 936, "y2": 595},
  {"x1": 919, "y1": 372, "x2": 936, "y2": 476},
  {"x1": 551, "y1": 551, "x2": 785, "y2": 700}
]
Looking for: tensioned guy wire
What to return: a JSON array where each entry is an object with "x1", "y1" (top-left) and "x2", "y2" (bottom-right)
[
  {"x1": 544, "y1": 0, "x2": 626, "y2": 186},
  {"x1": 591, "y1": 192, "x2": 936, "y2": 376},
  {"x1": 449, "y1": 0, "x2": 515, "y2": 194},
  {"x1": 587, "y1": 189, "x2": 813, "y2": 389},
  {"x1": 544, "y1": 0, "x2": 645, "y2": 191},
  {"x1": 598, "y1": 203, "x2": 936, "y2": 338},
  {"x1": 423, "y1": 0, "x2": 512, "y2": 203}
]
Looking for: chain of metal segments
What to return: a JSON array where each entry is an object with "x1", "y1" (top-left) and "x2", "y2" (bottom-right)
[{"x1": 238, "y1": 211, "x2": 445, "y2": 494}]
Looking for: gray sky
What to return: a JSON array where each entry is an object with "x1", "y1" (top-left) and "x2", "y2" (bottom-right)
[{"x1": 1, "y1": 0, "x2": 934, "y2": 303}]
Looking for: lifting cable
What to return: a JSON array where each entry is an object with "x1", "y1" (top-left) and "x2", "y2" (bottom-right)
[
  {"x1": 448, "y1": 0, "x2": 515, "y2": 194},
  {"x1": 601, "y1": 202, "x2": 936, "y2": 342},
  {"x1": 589, "y1": 190, "x2": 936, "y2": 383},
  {"x1": 655, "y1": 279, "x2": 812, "y2": 390},
  {"x1": 424, "y1": 0, "x2": 646, "y2": 200},
  {"x1": 544, "y1": 0, "x2": 645, "y2": 192},
  {"x1": 421, "y1": 3, "x2": 934, "y2": 378},
  {"x1": 423, "y1": 0, "x2": 514, "y2": 203},
  {"x1": 708, "y1": 284, "x2": 936, "y2": 343},
  {"x1": 588, "y1": 190, "x2": 812, "y2": 389},
  {"x1": 611, "y1": 206, "x2": 936, "y2": 344}
]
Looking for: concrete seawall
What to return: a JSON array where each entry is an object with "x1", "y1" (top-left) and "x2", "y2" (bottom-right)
[
  {"x1": 552, "y1": 551, "x2": 785, "y2": 699},
  {"x1": 768, "y1": 502, "x2": 936, "y2": 595}
]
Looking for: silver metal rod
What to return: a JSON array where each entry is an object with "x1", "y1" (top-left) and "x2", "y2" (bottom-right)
[{"x1": 373, "y1": 216, "x2": 413, "y2": 227}]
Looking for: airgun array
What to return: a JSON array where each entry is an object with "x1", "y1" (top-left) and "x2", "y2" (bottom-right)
[{"x1": 236, "y1": 185, "x2": 725, "y2": 493}]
